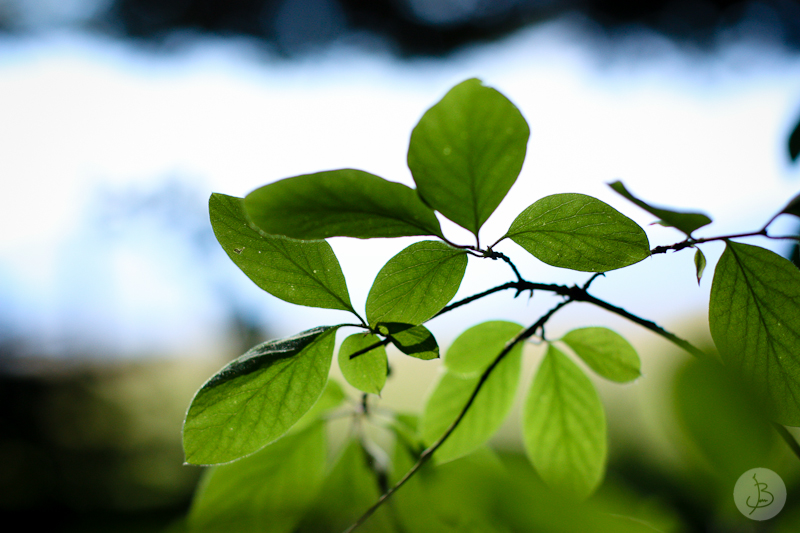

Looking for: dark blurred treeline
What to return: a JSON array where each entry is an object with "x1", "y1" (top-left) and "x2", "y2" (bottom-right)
[{"x1": 3, "y1": 0, "x2": 800, "y2": 56}]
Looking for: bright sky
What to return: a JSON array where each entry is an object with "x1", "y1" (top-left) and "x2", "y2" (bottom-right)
[{"x1": 2, "y1": 19, "x2": 800, "y2": 358}]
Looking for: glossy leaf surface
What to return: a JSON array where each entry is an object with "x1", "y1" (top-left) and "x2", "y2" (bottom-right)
[
  {"x1": 609, "y1": 180, "x2": 712, "y2": 235},
  {"x1": 188, "y1": 422, "x2": 326, "y2": 533},
  {"x1": 408, "y1": 78, "x2": 529, "y2": 236},
  {"x1": 561, "y1": 327, "x2": 641, "y2": 383},
  {"x1": 183, "y1": 326, "x2": 338, "y2": 465},
  {"x1": 366, "y1": 240, "x2": 467, "y2": 326},
  {"x1": 505, "y1": 193, "x2": 650, "y2": 272},
  {"x1": 380, "y1": 322, "x2": 439, "y2": 360},
  {"x1": 210, "y1": 193, "x2": 354, "y2": 312},
  {"x1": 444, "y1": 320, "x2": 523, "y2": 377},
  {"x1": 709, "y1": 241, "x2": 800, "y2": 426},
  {"x1": 338, "y1": 333, "x2": 387, "y2": 395},
  {"x1": 523, "y1": 345, "x2": 607, "y2": 500},
  {"x1": 244, "y1": 169, "x2": 443, "y2": 240},
  {"x1": 421, "y1": 344, "x2": 522, "y2": 463}
]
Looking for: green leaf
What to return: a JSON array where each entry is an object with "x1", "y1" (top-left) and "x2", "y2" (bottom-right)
[
  {"x1": 380, "y1": 323, "x2": 439, "y2": 360},
  {"x1": 188, "y1": 422, "x2": 327, "y2": 533},
  {"x1": 408, "y1": 78, "x2": 530, "y2": 236},
  {"x1": 338, "y1": 333, "x2": 387, "y2": 395},
  {"x1": 505, "y1": 193, "x2": 650, "y2": 272},
  {"x1": 183, "y1": 326, "x2": 339, "y2": 465},
  {"x1": 561, "y1": 327, "x2": 641, "y2": 383},
  {"x1": 420, "y1": 344, "x2": 522, "y2": 463},
  {"x1": 243, "y1": 169, "x2": 443, "y2": 240},
  {"x1": 790, "y1": 116, "x2": 800, "y2": 162},
  {"x1": 522, "y1": 345, "x2": 607, "y2": 500},
  {"x1": 210, "y1": 193, "x2": 354, "y2": 313},
  {"x1": 609, "y1": 181, "x2": 711, "y2": 236},
  {"x1": 291, "y1": 379, "x2": 347, "y2": 433},
  {"x1": 444, "y1": 321, "x2": 523, "y2": 377},
  {"x1": 709, "y1": 241, "x2": 800, "y2": 426},
  {"x1": 296, "y1": 439, "x2": 397, "y2": 533},
  {"x1": 366, "y1": 240, "x2": 468, "y2": 326},
  {"x1": 694, "y1": 247, "x2": 707, "y2": 285}
]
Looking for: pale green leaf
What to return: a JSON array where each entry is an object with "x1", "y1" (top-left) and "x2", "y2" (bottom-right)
[
  {"x1": 609, "y1": 181, "x2": 712, "y2": 236},
  {"x1": 561, "y1": 327, "x2": 641, "y2": 383},
  {"x1": 366, "y1": 240, "x2": 468, "y2": 326},
  {"x1": 444, "y1": 321, "x2": 523, "y2": 377},
  {"x1": 380, "y1": 322, "x2": 439, "y2": 360},
  {"x1": 709, "y1": 241, "x2": 800, "y2": 426},
  {"x1": 291, "y1": 379, "x2": 347, "y2": 433},
  {"x1": 210, "y1": 193, "x2": 354, "y2": 312},
  {"x1": 694, "y1": 247, "x2": 707, "y2": 285},
  {"x1": 505, "y1": 193, "x2": 650, "y2": 272},
  {"x1": 420, "y1": 345, "x2": 522, "y2": 463},
  {"x1": 338, "y1": 333, "x2": 387, "y2": 395},
  {"x1": 408, "y1": 78, "x2": 530, "y2": 236},
  {"x1": 188, "y1": 422, "x2": 326, "y2": 533},
  {"x1": 522, "y1": 345, "x2": 607, "y2": 500},
  {"x1": 183, "y1": 326, "x2": 338, "y2": 465},
  {"x1": 244, "y1": 169, "x2": 443, "y2": 240}
]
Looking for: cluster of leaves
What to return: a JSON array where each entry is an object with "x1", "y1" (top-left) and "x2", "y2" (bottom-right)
[{"x1": 180, "y1": 79, "x2": 800, "y2": 532}]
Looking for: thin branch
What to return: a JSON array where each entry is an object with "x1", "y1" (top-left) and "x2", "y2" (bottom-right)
[
  {"x1": 772, "y1": 422, "x2": 800, "y2": 461},
  {"x1": 342, "y1": 300, "x2": 570, "y2": 533},
  {"x1": 349, "y1": 338, "x2": 392, "y2": 360}
]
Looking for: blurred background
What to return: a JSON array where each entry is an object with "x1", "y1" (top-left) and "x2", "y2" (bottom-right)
[{"x1": 3, "y1": 0, "x2": 800, "y2": 531}]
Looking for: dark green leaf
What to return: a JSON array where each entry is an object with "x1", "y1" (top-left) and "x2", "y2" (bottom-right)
[
  {"x1": 609, "y1": 181, "x2": 711, "y2": 236},
  {"x1": 210, "y1": 193, "x2": 354, "y2": 313},
  {"x1": 779, "y1": 191, "x2": 800, "y2": 219},
  {"x1": 380, "y1": 323, "x2": 439, "y2": 360},
  {"x1": 561, "y1": 327, "x2": 641, "y2": 383},
  {"x1": 188, "y1": 422, "x2": 326, "y2": 533},
  {"x1": 366, "y1": 241, "x2": 468, "y2": 326},
  {"x1": 244, "y1": 169, "x2": 443, "y2": 240},
  {"x1": 709, "y1": 241, "x2": 800, "y2": 426},
  {"x1": 444, "y1": 321, "x2": 523, "y2": 376},
  {"x1": 790, "y1": 116, "x2": 800, "y2": 162},
  {"x1": 505, "y1": 193, "x2": 650, "y2": 272},
  {"x1": 694, "y1": 247, "x2": 707, "y2": 285},
  {"x1": 522, "y1": 345, "x2": 607, "y2": 500},
  {"x1": 420, "y1": 344, "x2": 522, "y2": 463},
  {"x1": 408, "y1": 78, "x2": 530, "y2": 236},
  {"x1": 338, "y1": 333, "x2": 387, "y2": 395},
  {"x1": 183, "y1": 326, "x2": 338, "y2": 465}
]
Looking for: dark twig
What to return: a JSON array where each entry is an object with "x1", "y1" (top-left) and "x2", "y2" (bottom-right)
[
  {"x1": 349, "y1": 338, "x2": 392, "y2": 360},
  {"x1": 772, "y1": 423, "x2": 800, "y2": 462}
]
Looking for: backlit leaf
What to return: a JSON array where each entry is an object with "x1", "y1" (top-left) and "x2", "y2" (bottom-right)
[
  {"x1": 609, "y1": 181, "x2": 712, "y2": 236},
  {"x1": 522, "y1": 345, "x2": 607, "y2": 500},
  {"x1": 380, "y1": 323, "x2": 439, "y2": 360},
  {"x1": 420, "y1": 344, "x2": 522, "y2": 463},
  {"x1": 244, "y1": 169, "x2": 443, "y2": 240},
  {"x1": 210, "y1": 193, "x2": 354, "y2": 313},
  {"x1": 183, "y1": 326, "x2": 338, "y2": 465},
  {"x1": 709, "y1": 241, "x2": 800, "y2": 426},
  {"x1": 188, "y1": 422, "x2": 326, "y2": 533},
  {"x1": 444, "y1": 321, "x2": 523, "y2": 377},
  {"x1": 694, "y1": 248, "x2": 707, "y2": 285},
  {"x1": 366, "y1": 241, "x2": 467, "y2": 326},
  {"x1": 561, "y1": 327, "x2": 641, "y2": 383},
  {"x1": 408, "y1": 78, "x2": 529, "y2": 236},
  {"x1": 338, "y1": 333, "x2": 387, "y2": 395},
  {"x1": 505, "y1": 193, "x2": 650, "y2": 272}
]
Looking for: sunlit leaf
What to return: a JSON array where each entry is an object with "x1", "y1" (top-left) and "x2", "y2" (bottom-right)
[
  {"x1": 380, "y1": 323, "x2": 439, "y2": 360},
  {"x1": 291, "y1": 379, "x2": 347, "y2": 434},
  {"x1": 188, "y1": 422, "x2": 326, "y2": 533},
  {"x1": 522, "y1": 345, "x2": 607, "y2": 500},
  {"x1": 183, "y1": 326, "x2": 339, "y2": 465},
  {"x1": 504, "y1": 193, "x2": 650, "y2": 272},
  {"x1": 366, "y1": 241, "x2": 468, "y2": 326},
  {"x1": 244, "y1": 169, "x2": 443, "y2": 240},
  {"x1": 609, "y1": 181, "x2": 712, "y2": 236},
  {"x1": 709, "y1": 241, "x2": 800, "y2": 426},
  {"x1": 694, "y1": 248, "x2": 707, "y2": 285},
  {"x1": 561, "y1": 327, "x2": 641, "y2": 383},
  {"x1": 210, "y1": 193, "x2": 354, "y2": 312},
  {"x1": 420, "y1": 344, "x2": 522, "y2": 463},
  {"x1": 444, "y1": 321, "x2": 523, "y2": 377},
  {"x1": 338, "y1": 333, "x2": 387, "y2": 395},
  {"x1": 408, "y1": 78, "x2": 529, "y2": 236}
]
